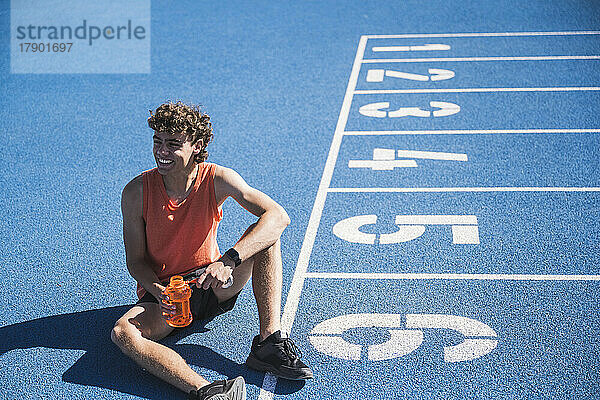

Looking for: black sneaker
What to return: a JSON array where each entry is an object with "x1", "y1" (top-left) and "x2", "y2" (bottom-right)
[
  {"x1": 188, "y1": 376, "x2": 246, "y2": 400},
  {"x1": 245, "y1": 330, "x2": 313, "y2": 380}
]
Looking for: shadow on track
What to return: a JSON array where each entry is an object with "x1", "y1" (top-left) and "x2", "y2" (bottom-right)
[{"x1": 0, "y1": 305, "x2": 304, "y2": 399}]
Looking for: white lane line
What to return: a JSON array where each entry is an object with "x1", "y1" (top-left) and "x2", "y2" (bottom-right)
[
  {"x1": 279, "y1": 36, "x2": 366, "y2": 335},
  {"x1": 354, "y1": 87, "x2": 600, "y2": 94},
  {"x1": 361, "y1": 56, "x2": 600, "y2": 63},
  {"x1": 305, "y1": 272, "x2": 600, "y2": 281},
  {"x1": 364, "y1": 31, "x2": 600, "y2": 39},
  {"x1": 257, "y1": 35, "x2": 368, "y2": 400},
  {"x1": 328, "y1": 187, "x2": 600, "y2": 193},
  {"x1": 343, "y1": 129, "x2": 600, "y2": 136}
]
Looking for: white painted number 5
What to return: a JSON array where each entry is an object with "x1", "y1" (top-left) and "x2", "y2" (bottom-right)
[{"x1": 332, "y1": 214, "x2": 480, "y2": 245}]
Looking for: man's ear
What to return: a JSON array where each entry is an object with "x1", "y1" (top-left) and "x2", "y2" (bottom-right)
[{"x1": 193, "y1": 139, "x2": 204, "y2": 154}]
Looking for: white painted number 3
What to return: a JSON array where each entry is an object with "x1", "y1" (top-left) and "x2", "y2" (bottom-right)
[{"x1": 309, "y1": 313, "x2": 498, "y2": 362}]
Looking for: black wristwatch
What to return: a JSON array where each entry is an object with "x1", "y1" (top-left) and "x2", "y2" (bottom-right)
[{"x1": 224, "y1": 248, "x2": 242, "y2": 268}]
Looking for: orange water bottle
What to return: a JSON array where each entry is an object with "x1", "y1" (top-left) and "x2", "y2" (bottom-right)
[{"x1": 163, "y1": 275, "x2": 193, "y2": 327}]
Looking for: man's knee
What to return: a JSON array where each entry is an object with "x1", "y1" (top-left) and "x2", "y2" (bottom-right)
[
  {"x1": 252, "y1": 239, "x2": 281, "y2": 261},
  {"x1": 110, "y1": 321, "x2": 129, "y2": 347},
  {"x1": 111, "y1": 320, "x2": 142, "y2": 354}
]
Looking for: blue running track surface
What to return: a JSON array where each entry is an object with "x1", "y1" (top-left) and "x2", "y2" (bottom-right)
[{"x1": 1, "y1": 1, "x2": 599, "y2": 399}]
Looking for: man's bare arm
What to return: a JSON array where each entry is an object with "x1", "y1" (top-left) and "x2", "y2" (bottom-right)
[
  {"x1": 121, "y1": 175, "x2": 165, "y2": 299},
  {"x1": 214, "y1": 166, "x2": 291, "y2": 263}
]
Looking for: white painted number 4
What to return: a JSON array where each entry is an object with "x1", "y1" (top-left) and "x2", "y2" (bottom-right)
[
  {"x1": 359, "y1": 101, "x2": 460, "y2": 118},
  {"x1": 348, "y1": 148, "x2": 468, "y2": 170}
]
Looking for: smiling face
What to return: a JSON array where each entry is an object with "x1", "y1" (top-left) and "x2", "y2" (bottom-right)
[
  {"x1": 147, "y1": 101, "x2": 213, "y2": 168},
  {"x1": 152, "y1": 130, "x2": 202, "y2": 175}
]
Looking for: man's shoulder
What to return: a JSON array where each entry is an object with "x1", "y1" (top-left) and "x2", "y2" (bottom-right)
[
  {"x1": 122, "y1": 174, "x2": 144, "y2": 206},
  {"x1": 213, "y1": 164, "x2": 247, "y2": 186},
  {"x1": 212, "y1": 164, "x2": 252, "y2": 204},
  {"x1": 123, "y1": 168, "x2": 157, "y2": 194},
  {"x1": 209, "y1": 163, "x2": 226, "y2": 173},
  {"x1": 124, "y1": 173, "x2": 144, "y2": 190},
  {"x1": 212, "y1": 163, "x2": 242, "y2": 177},
  {"x1": 212, "y1": 163, "x2": 241, "y2": 183}
]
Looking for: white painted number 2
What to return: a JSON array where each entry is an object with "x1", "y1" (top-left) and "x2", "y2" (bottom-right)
[
  {"x1": 366, "y1": 68, "x2": 455, "y2": 82},
  {"x1": 359, "y1": 101, "x2": 460, "y2": 118},
  {"x1": 309, "y1": 313, "x2": 498, "y2": 362}
]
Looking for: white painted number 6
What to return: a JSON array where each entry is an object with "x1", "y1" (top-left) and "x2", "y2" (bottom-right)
[{"x1": 309, "y1": 313, "x2": 498, "y2": 362}]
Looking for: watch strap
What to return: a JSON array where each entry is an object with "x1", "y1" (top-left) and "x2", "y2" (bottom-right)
[{"x1": 224, "y1": 248, "x2": 242, "y2": 268}]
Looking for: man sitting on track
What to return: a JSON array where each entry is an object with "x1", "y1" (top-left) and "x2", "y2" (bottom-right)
[{"x1": 111, "y1": 101, "x2": 313, "y2": 400}]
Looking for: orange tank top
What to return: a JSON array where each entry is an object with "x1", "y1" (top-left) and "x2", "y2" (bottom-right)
[{"x1": 139, "y1": 162, "x2": 223, "y2": 298}]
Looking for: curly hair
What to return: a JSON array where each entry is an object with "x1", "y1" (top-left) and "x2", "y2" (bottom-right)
[{"x1": 148, "y1": 101, "x2": 213, "y2": 163}]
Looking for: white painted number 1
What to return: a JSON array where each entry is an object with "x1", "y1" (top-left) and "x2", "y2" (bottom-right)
[{"x1": 372, "y1": 44, "x2": 451, "y2": 52}]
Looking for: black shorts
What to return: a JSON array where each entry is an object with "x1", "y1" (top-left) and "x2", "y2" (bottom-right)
[{"x1": 136, "y1": 286, "x2": 239, "y2": 325}]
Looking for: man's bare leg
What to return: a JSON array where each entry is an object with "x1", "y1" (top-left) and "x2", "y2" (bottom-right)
[
  {"x1": 213, "y1": 239, "x2": 283, "y2": 341},
  {"x1": 251, "y1": 239, "x2": 283, "y2": 340},
  {"x1": 235, "y1": 239, "x2": 312, "y2": 379},
  {"x1": 111, "y1": 303, "x2": 209, "y2": 393},
  {"x1": 211, "y1": 239, "x2": 312, "y2": 380}
]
